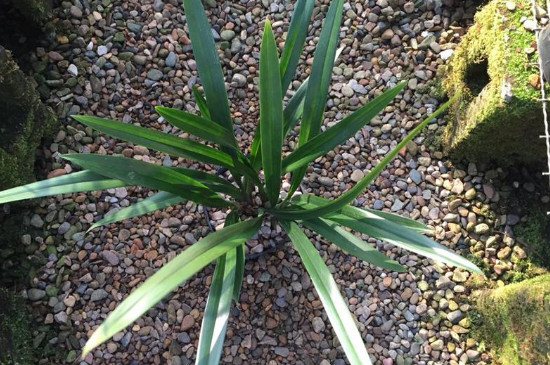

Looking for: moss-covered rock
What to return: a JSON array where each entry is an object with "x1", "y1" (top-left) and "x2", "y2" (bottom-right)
[
  {"x1": 475, "y1": 274, "x2": 550, "y2": 364},
  {"x1": 0, "y1": 46, "x2": 56, "y2": 190},
  {"x1": 442, "y1": 0, "x2": 546, "y2": 166},
  {"x1": 0, "y1": 288, "x2": 32, "y2": 365},
  {"x1": 514, "y1": 207, "x2": 550, "y2": 268},
  {"x1": 4, "y1": 0, "x2": 52, "y2": 30}
]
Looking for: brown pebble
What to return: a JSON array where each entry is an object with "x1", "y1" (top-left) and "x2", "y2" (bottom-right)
[
  {"x1": 77, "y1": 250, "x2": 87, "y2": 261},
  {"x1": 145, "y1": 250, "x2": 158, "y2": 260},
  {"x1": 401, "y1": 287, "x2": 413, "y2": 301},
  {"x1": 181, "y1": 314, "x2": 195, "y2": 331},
  {"x1": 529, "y1": 74, "x2": 540, "y2": 88},
  {"x1": 47, "y1": 169, "x2": 66, "y2": 179},
  {"x1": 64, "y1": 295, "x2": 76, "y2": 307}
]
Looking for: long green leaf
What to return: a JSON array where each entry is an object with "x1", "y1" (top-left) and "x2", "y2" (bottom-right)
[
  {"x1": 155, "y1": 107, "x2": 237, "y2": 149},
  {"x1": 249, "y1": 131, "x2": 262, "y2": 171},
  {"x1": 182, "y1": 0, "x2": 234, "y2": 134},
  {"x1": 234, "y1": 243, "x2": 245, "y2": 302},
  {"x1": 86, "y1": 175, "x2": 239, "y2": 232},
  {"x1": 224, "y1": 210, "x2": 245, "y2": 302},
  {"x1": 280, "y1": 221, "x2": 373, "y2": 365},
  {"x1": 82, "y1": 217, "x2": 262, "y2": 357},
  {"x1": 301, "y1": 218, "x2": 405, "y2": 271},
  {"x1": 173, "y1": 167, "x2": 241, "y2": 198},
  {"x1": 169, "y1": 92, "x2": 255, "y2": 188},
  {"x1": 259, "y1": 19, "x2": 283, "y2": 205},
  {"x1": 195, "y1": 210, "x2": 241, "y2": 365},
  {"x1": 0, "y1": 171, "x2": 126, "y2": 204},
  {"x1": 328, "y1": 212, "x2": 482, "y2": 274},
  {"x1": 88, "y1": 192, "x2": 185, "y2": 231},
  {"x1": 250, "y1": 76, "x2": 303, "y2": 169},
  {"x1": 288, "y1": 0, "x2": 345, "y2": 195},
  {"x1": 270, "y1": 97, "x2": 456, "y2": 219},
  {"x1": 283, "y1": 82, "x2": 406, "y2": 172},
  {"x1": 297, "y1": 0, "x2": 344, "y2": 146},
  {"x1": 365, "y1": 208, "x2": 431, "y2": 234},
  {"x1": 292, "y1": 195, "x2": 482, "y2": 274},
  {"x1": 62, "y1": 154, "x2": 231, "y2": 208},
  {"x1": 72, "y1": 115, "x2": 235, "y2": 168},
  {"x1": 192, "y1": 85, "x2": 211, "y2": 119},
  {"x1": 250, "y1": 47, "x2": 343, "y2": 170},
  {"x1": 183, "y1": 0, "x2": 248, "y2": 186},
  {"x1": 283, "y1": 78, "x2": 308, "y2": 137},
  {"x1": 279, "y1": 0, "x2": 315, "y2": 92},
  {"x1": 283, "y1": 47, "x2": 343, "y2": 138},
  {"x1": 196, "y1": 249, "x2": 237, "y2": 365}
]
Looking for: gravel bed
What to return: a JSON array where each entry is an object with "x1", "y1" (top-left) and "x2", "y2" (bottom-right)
[{"x1": 12, "y1": 0, "x2": 549, "y2": 364}]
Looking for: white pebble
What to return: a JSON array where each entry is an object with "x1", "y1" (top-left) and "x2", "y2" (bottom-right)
[
  {"x1": 97, "y1": 45, "x2": 108, "y2": 56},
  {"x1": 67, "y1": 64, "x2": 78, "y2": 76},
  {"x1": 440, "y1": 49, "x2": 454, "y2": 61}
]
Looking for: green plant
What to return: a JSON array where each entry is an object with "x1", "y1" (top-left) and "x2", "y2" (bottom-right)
[{"x1": 0, "y1": 1, "x2": 481, "y2": 364}]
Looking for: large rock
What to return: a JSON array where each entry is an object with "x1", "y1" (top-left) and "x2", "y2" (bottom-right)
[
  {"x1": 0, "y1": 46, "x2": 56, "y2": 190},
  {"x1": 476, "y1": 273, "x2": 550, "y2": 364},
  {"x1": 442, "y1": 0, "x2": 546, "y2": 166}
]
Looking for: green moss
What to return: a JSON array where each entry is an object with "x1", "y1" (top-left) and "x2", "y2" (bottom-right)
[
  {"x1": 0, "y1": 211, "x2": 31, "y2": 285},
  {"x1": 442, "y1": 0, "x2": 545, "y2": 166},
  {"x1": 5, "y1": 0, "x2": 52, "y2": 30},
  {"x1": 466, "y1": 253, "x2": 491, "y2": 276},
  {"x1": 501, "y1": 261, "x2": 543, "y2": 283},
  {"x1": 0, "y1": 289, "x2": 32, "y2": 365},
  {"x1": 479, "y1": 205, "x2": 495, "y2": 220},
  {"x1": 0, "y1": 47, "x2": 56, "y2": 190},
  {"x1": 514, "y1": 207, "x2": 550, "y2": 268},
  {"x1": 429, "y1": 80, "x2": 446, "y2": 100},
  {"x1": 474, "y1": 274, "x2": 550, "y2": 365}
]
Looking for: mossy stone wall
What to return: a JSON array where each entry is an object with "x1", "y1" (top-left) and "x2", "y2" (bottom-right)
[
  {"x1": 0, "y1": 288, "x2": 32, "y2": 365},
  {"x1": 442, "y1": 0, "x2": 546, "y2": 166},
  {"x1": 476, "y1": 274, "x2": 550, "y2": 364},
  {"x1": 0, "y1": 46, "x2": 56, "y2": 190},
  {"x1": 5, "y1": 0, "x2": 52, "y2": 30}
]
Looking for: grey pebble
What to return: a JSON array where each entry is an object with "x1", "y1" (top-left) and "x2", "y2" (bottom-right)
[
  {"x1": 91, "y1": 289, "x2": 109, "y2": 302},
  {"x1": 153, "y1": 0, "x2": 164, "y2": 11},
  {"x1": 58, "y1": 222, "x2": 71, "y2": 235},
  {"x1": 232, "y1": 73, "x2": 247, "y2": 87},
  {"x1": 102, "y1": 250, "x2": 120, "y2": 266},
  {"x1": 381, "y1": 319, "x2": 394, "y2": 332},
  {"x1": 146, "y1": 69, "x2": 164, "y2": 81},
  {"x1": 409, "y1": 169, "x2": 422, "y2": 184},
  {"x1": 30, "y1": 214, "x2": 44, "y2": 228},
  {"x1": 391, "y1": 199, "x2": 404, "y2": 212},
  {"x1": 220, "y1": 30, "x2": 236, "y2": 41},
  {"x1": 312, "y1": 317, "x2": 325, "y2": 333},
  {"x1": 373, "y1": 200, "x2": 385, "y2": 210},
  {"x1": 127, "y1": 22, "x2": 142, "y2": 34},
  {"x1": 274, "y1": 347, "x2": 290, "y2": 357},
  {"x1": 28, "y1": 289, "x2": 46, "y2": 301},
  {"x1": 447, "y1": 310, "x2": 463, "y2": 323},
  {"x1": 70, "y1": 5, "x2": 82, "y2": 18},
  {"x1": 165, "y1": 52, "x2": 177, "y2": 68}
]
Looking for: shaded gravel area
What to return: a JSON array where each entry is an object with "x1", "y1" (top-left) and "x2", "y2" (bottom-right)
[{"x1": 9, "y1": 0, "x2": 549, "y2": 364}]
